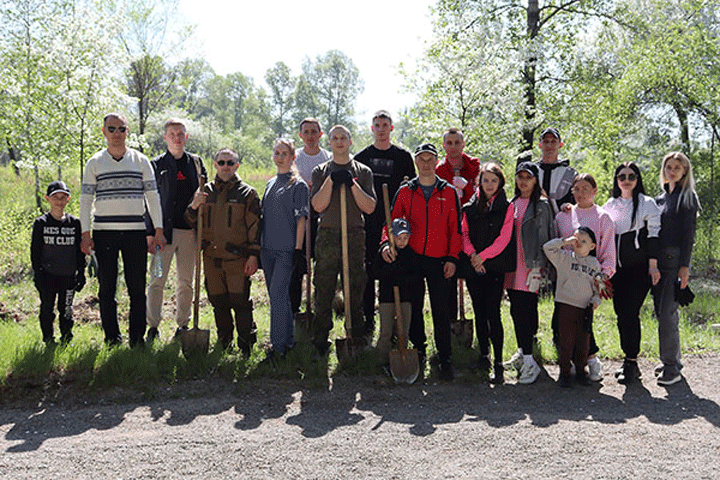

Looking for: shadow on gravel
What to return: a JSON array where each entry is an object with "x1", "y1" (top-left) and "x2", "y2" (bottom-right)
[
  {"x1": 3, "y1": 361, "x2": 719, "y2": 452},
  {"x1": 1, "y1": 403, "x2": 133, "y2": 453},
  {"x1": 641, "y1": 379, "x2": 720, "y2": 428}
]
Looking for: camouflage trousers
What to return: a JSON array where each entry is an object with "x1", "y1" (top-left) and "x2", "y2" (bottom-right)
[
  {"x1": 203, "y1": 254, "x2": 256, "y2": 353},
  {"x1": 313, "y1": 227, "x2": 366, "y2": 346}
]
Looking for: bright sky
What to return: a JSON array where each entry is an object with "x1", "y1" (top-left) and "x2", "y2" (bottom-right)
[{"x1": 178, "y1": 0, "x2": 436, "y2": 122}]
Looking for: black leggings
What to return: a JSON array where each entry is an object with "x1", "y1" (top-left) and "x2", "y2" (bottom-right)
[
  {"x1": 466, "y1": 271, "x2": 504, "y2": 364},
  {"x1": 507, "y1": 288, "x2": 538, "y2": 355},
  {"x1": 611, "y1": 265, "x2": 650, "y2": 359}
]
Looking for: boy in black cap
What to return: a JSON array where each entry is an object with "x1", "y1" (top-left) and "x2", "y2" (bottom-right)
[
  {"x1": 31, "y1": 180, "x2": 86, "y2": 344},
  {"x1": 375, "y1": 217, "x2": 418, "y2": 371},
  {"x1": 534, "y1": 127, "x2": 577, "y2": 215}
]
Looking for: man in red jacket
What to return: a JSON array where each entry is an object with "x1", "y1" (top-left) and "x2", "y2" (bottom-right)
[
  {"x1": 436, "y1": 127, "x2": 481, "y2": 325},
  {"x1": 437, "y1": 127, "x2": 480, "y2": 205},
  {"x1": 381, "y1": 143, "x2": 462, "y2": 380}
]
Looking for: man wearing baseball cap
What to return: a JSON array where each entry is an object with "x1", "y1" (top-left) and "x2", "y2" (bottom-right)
[
  {"x1": 532, "y1": 127, "x2": 577, "y2": 215},
  {"x1": 381, "y1": 142, "x2": 462, "y2": 380}
]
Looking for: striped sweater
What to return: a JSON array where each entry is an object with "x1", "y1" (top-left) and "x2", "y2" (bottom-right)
[{"x1": 80, "y1": 148, "x2": 162, "y2": 232}]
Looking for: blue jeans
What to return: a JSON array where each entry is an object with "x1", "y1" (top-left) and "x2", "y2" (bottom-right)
[{"x1": 261, "y1": 249, "x2": 295, "y2": 353}]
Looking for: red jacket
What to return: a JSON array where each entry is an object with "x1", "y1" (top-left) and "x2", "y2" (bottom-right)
[
  {"x1": 383, "y1": 177, "x2": 462, "y2": 262},
  {"x1": 436, "y1": 153, "x2": 480, "y2": 205}
]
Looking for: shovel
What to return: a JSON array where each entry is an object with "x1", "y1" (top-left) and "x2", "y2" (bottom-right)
[
  {"x1": 294, "y1": 209, "x2": 314, "y2": 332},
  {"x1": 335, "y1": 184, "x2": 360, "y2": 362},
  {"x1": 181, "y1": 192, "x2": 210, "y2": 358},
  {"x1": 451, "y1": 279, "x2": 473, "y2": 348},
  {"x1": 382, "y1": 183, "x2": 419, "y2": 383}
]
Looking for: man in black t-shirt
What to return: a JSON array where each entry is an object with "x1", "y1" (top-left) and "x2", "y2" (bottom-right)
[
  {"x1": 145, "y1": 118, "x2": 207, "y2": 342},
  {"x1": 354, "y1": 110, "x2": 415, "y2": 339}
]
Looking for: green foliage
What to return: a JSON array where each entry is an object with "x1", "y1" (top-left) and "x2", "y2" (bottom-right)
[{"x1": 296, "y1": 50, "x2": 364, "y2": 132}]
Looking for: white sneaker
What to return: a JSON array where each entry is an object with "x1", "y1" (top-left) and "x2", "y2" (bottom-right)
[
  {"x1": 588, "y1": 357, "x2": 603, "y2": 382},
  {"x1": 503, "y1": 352, "x2": 524, "y2": 372},
  {"x1": 518, "y1": 362, "x2": 540, "y2": 384}
]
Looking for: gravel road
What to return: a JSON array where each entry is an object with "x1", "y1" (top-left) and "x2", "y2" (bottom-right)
[{"x1": 2, "y1": 355, "x2": 719, "y2": 479}]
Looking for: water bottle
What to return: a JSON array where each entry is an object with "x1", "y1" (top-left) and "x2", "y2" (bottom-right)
[{"x1": 152, "y1": 245, "x2": 163, "y2": 278}]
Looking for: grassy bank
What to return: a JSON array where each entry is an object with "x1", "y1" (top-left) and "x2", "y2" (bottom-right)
[
  {"x1": 2, "y1": 164, "x2": 719, "y2": 402},
  {"x1": 2, "y1": 270, "x2": 719, "y2": 402}
]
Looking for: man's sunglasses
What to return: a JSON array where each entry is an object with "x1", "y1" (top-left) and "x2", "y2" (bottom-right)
[
  {"x1": 106, "y1": 126, "x2": 127, "y2": 133},
  {"x1": 617, "y1": 173, "x2": 637, "y2": 182},
  {"x1": 217, "y1": 160, "x2": 236, "y2": 166}
]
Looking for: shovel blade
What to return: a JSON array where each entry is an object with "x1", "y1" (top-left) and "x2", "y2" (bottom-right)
[
  {"x1": 181, "y1": 327, "x2": 210, "y2": 358},
  {"x1": 294, "y1": 311, "x2": 314, "y2": 332},
  {"x1": 450, "y1": 319, "x2": 473, "y2": 348},
  {"x1": 389, "y1": 348, "x2": 420, "y2": 384},
  {"x1": 335, "y1": 337, "x2": 365, "y2": 363}
]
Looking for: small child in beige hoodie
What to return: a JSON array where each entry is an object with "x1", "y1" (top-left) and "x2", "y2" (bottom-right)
[{"x1": 543, "y1": 226, "x2": 601, "y2": 387}]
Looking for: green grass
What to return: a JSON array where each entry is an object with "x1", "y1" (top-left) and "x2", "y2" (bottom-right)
[
  {"x1": 2, "y1": 164, "x2": 720, "y2": 398},
  {"x1": 3, "y1": 269, "x2": 719, "y2": 396}
]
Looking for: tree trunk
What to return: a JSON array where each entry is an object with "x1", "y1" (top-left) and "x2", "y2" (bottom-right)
[
  {"x1": 671, "y1": 103, "x2": 690, "y2": 152},
  {"x1": 35, "y1": 163, "x2": 42, "y2": 211},
  {"x1": 520, "y1": 0, "x2": 541, "y2": 158},
  {"x1": 6, "y1": 138, "x2": 19, "y2": 176}
]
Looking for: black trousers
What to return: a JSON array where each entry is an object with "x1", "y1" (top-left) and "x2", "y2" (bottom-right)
[
  {"x1": 611, "y1": 265, "x2": 650, "y2": 359},
  {"x1": 290, "y1": 208, "x2": 318, "y2": 314},
  {"x1": 466, "y1": 270, "x2": 505, "y2": 363},
  {"x1": 408, "y1": 255, "x2": 453, "y2": 364},
  {"x1": 507, "y1": 289, "x2": 538, "y2": 354},
  {"x1": 362, "y1": 221, "x2": 383, "y2": 335},
  {"x1": 94, "y1": 230, "x2": 147, "y2": 345},
  {"x1": 37, "y1": 273, "x2": 75, "y2": 342}
]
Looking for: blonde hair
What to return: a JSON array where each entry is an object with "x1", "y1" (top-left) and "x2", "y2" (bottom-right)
[
  {"x1": 660, "y1": 151, "x2": 699, "y2": 212},
  {"x1": 274, "y1": 138, "x2": 299, "y2": 185}
]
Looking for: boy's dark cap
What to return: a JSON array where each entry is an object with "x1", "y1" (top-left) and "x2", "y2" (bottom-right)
[
  {"x1": 515, "y1": 161, "x2": 539, "y2": 178},
  {"x1": 414, "y1": 142, "x2": 438, "y2": 157},
  {"x1": 540, "y1": 127, "x2": 561, "y2": 142},
  {"x1": 391, "y1": 218, "x2": 411, "y2": 237},
  {"x1": 47, "y1": 180, "x2": 71, "y2": 197},
  {"x1": 577, "y1": 225, "x2": 597, "y2": 245}
]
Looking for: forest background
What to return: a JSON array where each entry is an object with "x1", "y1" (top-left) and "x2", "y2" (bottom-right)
[{"x1": 3, "y1": 0, "x2": 720, "y2": 277}]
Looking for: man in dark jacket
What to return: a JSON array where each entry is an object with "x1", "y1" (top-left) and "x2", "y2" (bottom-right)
[
  {"x1": 533, "y1": 127, "x2": 577, "y2": 215},
  {"x1": 145, "y1": 118, "x2": 207, "y2": 342}
]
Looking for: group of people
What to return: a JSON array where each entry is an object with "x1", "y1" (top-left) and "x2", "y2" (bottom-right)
[{"x1": 31, "y1": 112, "x2": 699, "y2": 388}]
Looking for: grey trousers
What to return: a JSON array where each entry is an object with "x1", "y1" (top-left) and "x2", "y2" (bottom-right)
[{"x1": 652, "y1": 247, "x2": 683, "y2": 374}]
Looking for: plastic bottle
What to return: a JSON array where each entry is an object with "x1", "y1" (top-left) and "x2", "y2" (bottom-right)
[{"x1": 152, "y1": 245, "x2": 163, "y2": 278}]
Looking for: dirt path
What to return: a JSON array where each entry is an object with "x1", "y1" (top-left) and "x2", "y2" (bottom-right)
[{"x1": 2, "y1": 355, "x2": 719, "y2": 479}]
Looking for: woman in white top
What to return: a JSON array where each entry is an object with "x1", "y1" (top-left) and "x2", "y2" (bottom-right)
[{"x1": 603, "y1": 162, "x2": 660, "y2": 384}]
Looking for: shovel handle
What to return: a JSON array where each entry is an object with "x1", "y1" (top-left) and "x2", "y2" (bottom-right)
[
  {"x1": 193, "y1": 177, "x2": 206, "y2": 329},
  {"x1": 305, "y1": 203, "x2": 312, "y2": 313},
  {"x1": 340, "y1": 184, "x2": 352, "y2": 338},
  {"x1": 383, "y1": 184, "x2": 407, "y2": 350}
]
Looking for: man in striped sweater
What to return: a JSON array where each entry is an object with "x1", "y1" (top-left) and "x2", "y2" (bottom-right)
[{"x1": 80, "y1": 113, "x2": 165, "y2": 348}]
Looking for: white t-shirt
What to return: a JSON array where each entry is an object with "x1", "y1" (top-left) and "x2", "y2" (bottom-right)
[{"x1": 295, "y1": 148, "x2": 330, "y2": 186}]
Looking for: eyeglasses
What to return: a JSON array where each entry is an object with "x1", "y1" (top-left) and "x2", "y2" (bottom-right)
[
  {"x1": 216, "y1": 160, "x2": 236, "y2": 167},
  {"x1": 106, "y1": 126, "x2": 127, "y2": 133},
  {"x1": 617, "y1": 173, "x2": 637, "y2": 182}
]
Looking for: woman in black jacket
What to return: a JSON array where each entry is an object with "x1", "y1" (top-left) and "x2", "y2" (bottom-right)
[
  {"x1": 460, "y1": 163, "x2": 515, "y2": 383},
  {"x1": 652, "y1": 152, "x2": 699, "y2": 386}
]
